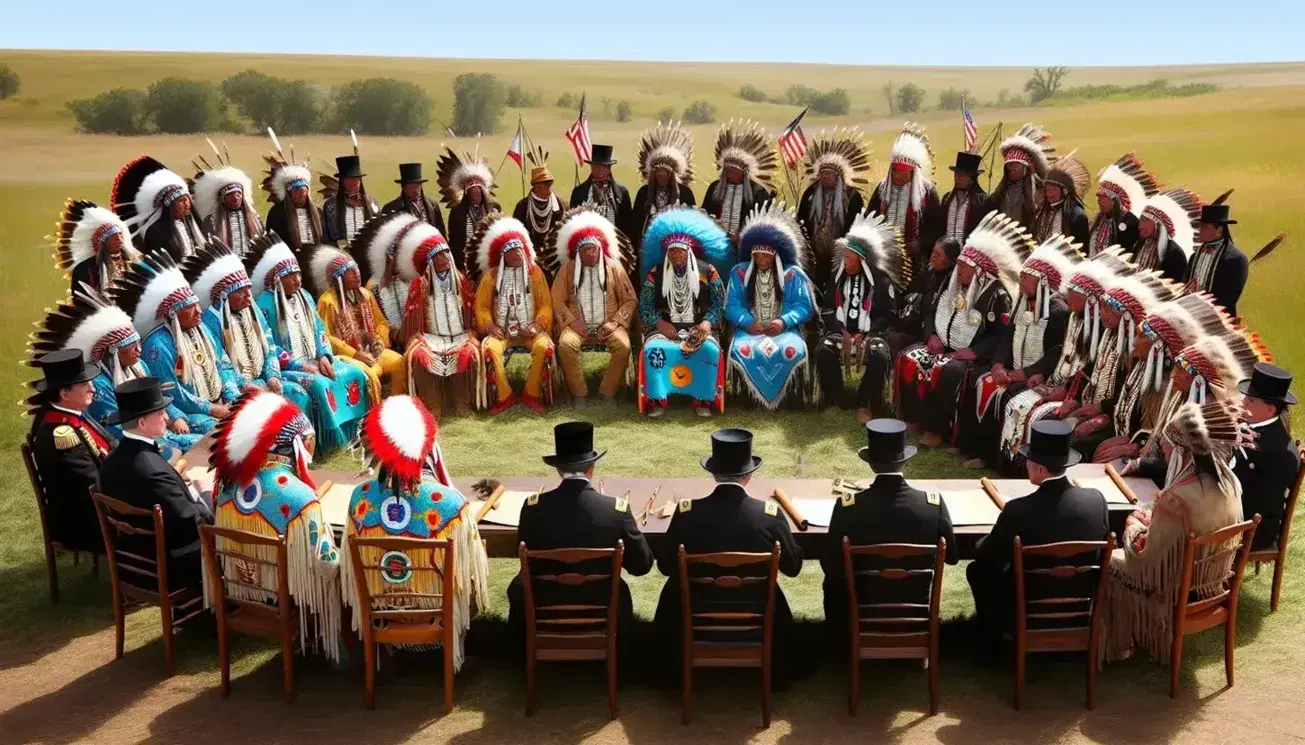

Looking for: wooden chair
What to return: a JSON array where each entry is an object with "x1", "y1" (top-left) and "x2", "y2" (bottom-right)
[
  {"x1": 518, "y1": 541, "x2": 625, "y2": 719},
  {"x1": 91, "y1": 491, "x2": 206, "y2": 677},
  {"x1": 677, "y1": 543, "x2": 780, "y2": 728},
  {"x1": 1170, "y1": 516, "x2": 1260, "y2": 698},
  {"x1": 22, "y1": 440, "x2": 98, "y2": 602},
  {"x1": 1250, "y1": 443, "x2": 1304, "y2": 612},
  {"x1": 1012, "y1": 534, "x2": 1115, "y2": 710},
  {"x1": 199, "y1": 525, "x2": 298, "y2": 703},
  {"x1": 346, "y1": 534, "x2": 456, "y2": 712},
  {"x1": 842, "y1": 538, "x2": 946, "y2": 716}
]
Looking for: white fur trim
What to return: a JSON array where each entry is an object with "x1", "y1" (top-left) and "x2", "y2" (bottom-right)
[
  {"x1": 272, "y1": 164, "x2": 313, "y2": 202},
  {"x1": 223, "y1": 391, "x2": 287, "y2": 469},
  {"x1": 193, "y1": 166, "x2": 253, "y2": 222},
  {"x1": 378, "y1": 396, "x2": 428, "y2": 461},
  {"x1": 363, "y1": 213, "x2": 421, "y2": 282},
  {"x1": 66, "y1": 305, "x2": 136, "y2": 363},
  {"x1": 1143, "y1": 192, "x2": 1197, "y2": 258},
  {"x1": 309, "y1": 245, "x2": 353, "y2": 296},
  {"x1": 891, "y1": 130, "x2": 933, "y2": 174},
  {"x1": 249, "y1": 238, "x2": 298, "y2": 297},
  {"x1": 394, "y1": 221, "x2": 445, "y2": 282},
  {"x1": 131, "y1": 265, "x2": 193, "y2": 332},
  {"x1": 129, "y1": 168, "x2": 190, "y2": 231},
  {"x1": 718, "y1": 146, "x2": 759, "y2": 177},
  {"x1": 68, "y1": 206, "x2": 132, "y2": 266},
  {"x1": 191, "y1": 253, "x2": 249, "y2": 311}
]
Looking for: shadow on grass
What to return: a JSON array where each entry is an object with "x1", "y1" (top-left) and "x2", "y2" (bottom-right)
[{"x1": 0, "y1": 557, "x2": 113, "y2": 672}]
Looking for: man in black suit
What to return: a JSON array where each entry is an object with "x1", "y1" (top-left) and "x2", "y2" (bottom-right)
[
  {"x1": 98, "y1": 378, "x2": 212, "y2": 589},
  {"x1": 652, "y1": 428, "x2": 804, "y2": 686},
  {"x1": 509, "y1": 422, "x2": 654, "y2": 658},
  {"x1": 822, "y1": 419, "x2": 958, "y2": 640},
  {"x1": 29, "y1": 349, "x2": 113, "y2": 554},
  {"x1": 569, "y1": 145, "x2": 633, "y2": 237},
  {"x1": 967, "y1": 420, "x2": 1109, "y2": 647},
  {"x1": 937, "y1": 152, "x2": 994, "y2": 245},
  {"x1": 381, "y1": 162, "x2": 447, "y2": 234},
  {"x1": 1186, "y1": 203, "x2": 1249, "y2": 318},
  {"x1": 1235, "y1": 363, "x2": 1301, "y2": 551}
]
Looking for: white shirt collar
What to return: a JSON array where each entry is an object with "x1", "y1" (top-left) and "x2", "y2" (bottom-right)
[
  {"x1": 1249, "y1": 416, "x2": 1280, "y2": 430},
  {"x1": 560, "y1": 473, "x2": 589, "y2": 482},
  {"x1": 123, "y1": 431, "x2": 155, "y2": 446},
  {"x1": 873, "y1": 472, "x2": 904, "y2": 478},
  {"x1": 1041, "y1": 474, "x2": 1068, "y2": 484},
  {"x1": 51, "y1": 404, "x2": 84, "y2": 418}
]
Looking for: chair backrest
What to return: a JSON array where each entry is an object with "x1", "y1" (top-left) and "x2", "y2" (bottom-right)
[
  {"x1": 677, "y1": 543, "x2": 780, "y2": 646},
  {"x1": 199, "y1": 524, "x2": 290, "y2": 612},
  {"x1": 519, "y1": 541, "x2": 624, "y2": 640},
  {"x1": 841, "y1": 538, "x2": 945, "y2": 641},
  {"x1": 1177, "y1": 517, "x2": 1260, "y2": 619},
  {"x1": 21, "y1": 440, "x2": 55, "y2": 537},
  {"x1": 92, "y1": 490, "x2": 168, "y2": 597},
  {"x1": 1014, "y1": 535, "x2": 1115, "y2": 635},
  {"x1": 1278, "y1": 441, "x2": 1305, "y2": 550},
  {"x1": 346, "y1": 534, "x2": 454, "y2": 629}
]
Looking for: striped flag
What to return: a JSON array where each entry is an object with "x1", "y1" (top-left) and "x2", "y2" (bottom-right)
[
  {"x1": 778, "y1": 106, "x2": 809, "y2": 168},
  {"x1": 507, "y1": 121, "x2": 524, "y2": 168},
  {"x1": 963, "y1": 105, "x2": 978, "y2": 152},
  {"x1": 565, "y1": 94, "x2": 592, "y2": 165}
]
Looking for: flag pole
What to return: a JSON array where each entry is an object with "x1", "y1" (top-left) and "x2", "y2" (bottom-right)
[{"x1": 518, "y1": 114, "x2": 527, "y2": 206}]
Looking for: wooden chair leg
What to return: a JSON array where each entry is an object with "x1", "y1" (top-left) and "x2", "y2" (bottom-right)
[
  {"x1": 928, "y1": 647, "x2": 940, "y2": 717},
  {"x1": 607, "y1": 653, "x2": 618, "y2": 721},
  {"x1": 112, "y1": 589, "x2": 125, "y2": 660},
  {"x1": 681, "y1": 664, "x2": 692, "y2": 726},
  {"x1": 44, "y1": 544, "x2": 59, "y2": 604},
  {"x1": 1224, "y1": 615, "x2": 1237, "y2": 689},
  {"x1": 363, "y1": 638, "x2": 377, "y2": 710},
  {"x1": 1271, "y1": 557, "x2": 1286, "y2": 613},
  {"x1": 525, "y1": 650, "x2": 536, "y2": 716},
  {"x1": 281, "y1": 624, "x2": 296, "y2": 704},
  {"x1": 218, "y1": 618, "x2": 231, "y2": 700},
  {"x1": 442, "y1": 635, "x2": 454, "y2": 715},
  {"x1": 1013, "y1": 646, "x2": 1025, "y2": 710},
  {"x1": 762, "y1": 650, "x2": 772, "y2": 729},
  {"x1": 1169, "y1": 632, "x2": 1185, "y2": 699},
  {"x1": 91, "y1": 552, "x2": 100, "y2": 579},
  {"x1": 1085, "y1": 650, "x2": 1097, "y2": 710},
  {"x1": 161, "y1": 607, "x2": 176, "y2": 678},
  {"x1": 848, "y1": 650, "x2": 859, "y2": 717}
]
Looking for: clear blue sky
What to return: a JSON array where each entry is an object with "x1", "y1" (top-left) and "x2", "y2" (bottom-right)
[{"x1": 2, "y1": 0, "x2": 1302, "y2": 66}]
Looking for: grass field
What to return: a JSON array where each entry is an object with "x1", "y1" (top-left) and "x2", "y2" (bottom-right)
[{"x1": 1, "y1": 51, "x2": 1304, "y2": 743}]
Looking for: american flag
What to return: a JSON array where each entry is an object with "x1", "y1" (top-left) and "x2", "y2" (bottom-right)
[
  {"x1": 778, "y1": 106, "x2": 809, "y2": 168},
  {"x1": 565, "y1": 94, "x2": 592, "y2": 165},
  {"x1": 506, "y1": 121, "x2": 524, "y2": 168},
  {"x1": 963, "y1": 105, "x2": 978, "y2": 152}
]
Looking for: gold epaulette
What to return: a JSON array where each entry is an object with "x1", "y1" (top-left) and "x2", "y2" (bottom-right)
[
  {"x1": 614, "y1": 497, "x2": 629, "y2": 513},
  {"x1": 52, "y1": 425, "x2": 80, "y2": 451},
  {"x1": 678, "y1": 499, "x2": 692, "y2": 513},
  {"x1": 764, "y1": 500, "x2": 779, "y2": 517}
]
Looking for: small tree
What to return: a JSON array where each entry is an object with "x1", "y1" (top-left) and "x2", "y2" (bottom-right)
[
  {"x1": 506, "y1": 84, "x2": 542, "y2": 108},
  {"x1": 657, "y1": 106, "x2": 676, "y2": 122},
  {"x1": 785, "y1": 84, "x2": 817, "y2": 106},
  {"x1": 682, "y1": 100, "x2": 716, "y2": 125},
  {"x1": 333, "y1": 77, "x2": 432, "y2": 135},
  {"x1": 616, "y1": 100, "x2": 632, "y2": 123},
  {"x1": 809, "y1": 88, "x2": 850, "y2": 115},
  {"x1": 146, "y1": 77, "x2": 222, "y2": 134},
  {"x1": 738, "y1": 84, "x2": 766, "y2": 102},
  {"x1": 451, "y1": 73, "x2": 505, "y2": 135},
  {"x1": 937, "y1": 87, "x2": 971, "y2": 111},
  {"x1": 68, "y1": 88, "x2": 149, "y2": 135},
  {"x1": 896, "y1": 83, "x2": 925, "y2": 114},
  {"x1": 556, "y1": 91, "x2": 577, "y2": 108},
  {"x1": 1024, "y1": 66, "x2": 1071, "y2": 104},
  {"x1": 882, "y1": 82, "x2": 896, "y2": 115},
  {"x1": 0, "y1": 64, "x2": 19, "y2": 100},
  {"x1": 222, "y1": 70, "x2": 322, "y2": 134}
]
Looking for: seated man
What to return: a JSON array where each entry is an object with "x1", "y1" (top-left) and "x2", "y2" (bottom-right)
[
  {"x1": 52, "y1": 199, "x2": 139, "y2": 294},
  {"x1": 636, "y1": 207, "x2": 730, "y2": 418},
  {"x1": 822, "y1": 419, "x2": 958, "y2": 640},
  {"x1": 508, "y1": 422, "x2": 654, "y2": 660},
  {"x1": 343, "y1": 396, "x2": 489, "y2": 670},
  {"x1": 98, "y1": 378, "x2": 212, "y2": 588},
  {"x1": 652, "y1": 428, "x2": 804, "y2": 686},
  {"x1": 470, "y1": 216, "x2": 555, "y2": 414},
  {"x1": 28, "y1": 349, "x2": 114, "y2": 555},
  {"x1": 724, "y1": 202, "x2": 816, "y2": 410},
  {"x1": 210, "y1": 390, "x2": 342, "y2": 662},
  {"x1": 967, "y1": 420, "x2": 1108, "y2": 648},
  {"x1": 547, "y1": 207, "x2": 638, "y2": 410},
  {"x1": 815, "y1": 212, "x2": 908, "y2": 419},
  {"x1": 1234, "y1": 363, "x2": 1300, "y2": 552}
]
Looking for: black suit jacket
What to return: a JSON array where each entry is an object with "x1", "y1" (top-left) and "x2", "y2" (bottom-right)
[
  {"x1": 30, "y1": 408, "x2": 113, "y2": 553},
  {"x1": 1091, "y1": 210, "x2": 1140, "y2": 255},
  {"x1": 1064, "y1": 202, "x2": 1091, "y2": 248},
  {"x1": 972, "y1": 477, "x2": 1109, "y2": 573},
  {"x1": 994, "y1": 295, "x2": 1070, "y2": 380},
  {"x1": 517, "y1": 477, "x2": 655, "y2": 576},
  {"x1": 1234, "y1": 419, "x2": 1300, "y2": 551},
  {"x1": 1156, "y1": 239, "x2": 1190, "y2": 283},
  {"x1": 71, "y1": 258, "x2": 99, "y2": 294},
  {"x1": 381, "y1": 193, "x2": 447, "y2": 235},
  {"x1": 569, "y1": 179, "x2": 633, "y2": 237},
  {"x1": 658, "y1": 483, "x2": 802, "y2": 579},
  {"x1": 1207, "y1": 241, "x2": 1250, "y2": 319}
]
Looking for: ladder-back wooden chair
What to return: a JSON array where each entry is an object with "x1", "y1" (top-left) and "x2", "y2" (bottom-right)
[
  {"x1": 346, "y1": 534, "x2": 456, "y2": 712},
  {"x1": 842, "y1": 538, "x2": 946, "y2": 716},
  {"x1": 1170, "y1": 516, "x2": 1259, "y2": 698},
  {"x1": 1012, "y1": 534, "x2": 1115, "y2": 710},
  {"x1": 1250, "y1": 443, "x2": 1303, "y2": 612},
  {"x1": 199, "y1": 524, "x2": 298, "y2": 703},
  {"x1": 677, "y1": 542, "x2": 780, "y2": 728},
  {"x1": 22, "y1": 440, "x2": 98, "y2": 602},
  {"x1": 518, "y1": 541, "x2": 625, "y2": 719},
  {"x1": 92, "y1": 491, "x2": 206, "y2": 677}
]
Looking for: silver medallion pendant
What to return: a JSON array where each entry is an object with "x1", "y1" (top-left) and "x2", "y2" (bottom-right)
[
  {"x1": 848, "y1": 308, "x2": 860, "y2": 319},
  {"x1": 968, "y1": 310, "x2": 982, "y2": 326}
]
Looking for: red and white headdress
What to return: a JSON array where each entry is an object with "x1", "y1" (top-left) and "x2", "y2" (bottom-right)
[
  {"x1": 883, "y1": 122, "x2": 935, "y2": 212},
  {"x1": 303, "y1": 243, "x2": 361, "y2": 298},
  {"x1": 1174, "y1": 330, "x2": 1271, "y2": 405},
  {"x1": 28, "y1": 290, "x2": 141, "y2": 406},
  {"x1": 260, "y1": 128, "x2": 313, "y2": 204},
  {"x1": 958, "y1": 212, "x2": 1034, "y2": 302},
  {"x1": 111, "y1": 156, "x2": 190, "y2": 237},
  {"x1": 1138, "y1": 293, "x2": 1231, "y2": 393},
  {"x1": 1021, "y1": 235, "x2": 1083, "y2": 318},
  {"x1": 1096, "y1": 153, "x2": 1160, "y2": 215},
  {"x1": 109, "y1": 250, "x2": 200, "y2": 334},
  {"x1": 1140, "y1": 187, "x2": 1202, "y2": 260},
  {"x1": 999, "y1": 124, "x2": 1055, "y2": 179},
  {"x1": 181, "y1": 239, "x2": 252, "y2": 311},
  {"x1": 349, "y1": 212, "x2": 449, "y2": 287},
  {"x1": 1103, "y1": 272, "x2": 1180, "y2": 357},
  {"x1": 50, "y1": 199, "x2": 138, "y2": 280},
  {"x1": 245, "y1": 233, "x2": 301, "y2": 299},
  {"x1": 542, "y1": 205, "x2": 636, "y2": 290},
  {"x1": 469, "y1": 214, "x2": 535, "y2": 291},
  {"x1": 211, "y1": 390, "x2": 315, "y2": 490},
  {"x1": 357, "y1": 395, "x2": 451, "y2": 492}
]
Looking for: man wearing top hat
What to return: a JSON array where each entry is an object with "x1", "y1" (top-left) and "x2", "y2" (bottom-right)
[
  {"x1": 508, "y1": 422, "x2": 654, "y2": 658},
  {"x1": 382, "y1": 162, "x2": 447, "y2": 235},
  {"x1": 1234, "y1": 362, "x2": 1300, "y2": 551},
  {"x1": 29, "y1": 349, "x2": 115, "y2": 554},
  {"x1": 569, "y1": 145, "x2": 633, "y2": 238},
  {"x1": 513, "y1": 165, "x2": 568, "y2": 263},
  {"x1": 822, "y1": 419, "x2": 958, "y2": 641},
  {"x1": 1186, "y1": 203, "x2": 1248, "y2": 318},
  {"x1": 98, "y1": 377, "x2": 212, "y2": 589},
  {"x1": 938, "y1": 152, "x2": 994, "y2": 246},
  {"x1": 966, "y1": 420, "x2": 1108, "y2": 647},
  {"x1": 322, "y1": 155, "x2": 380, "y2": 248},
  {"x1": 652, "y1": 428, "x2": 804, "y2": 685}
]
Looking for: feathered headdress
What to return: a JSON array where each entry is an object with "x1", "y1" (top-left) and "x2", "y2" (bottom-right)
[
  {"x1": 1165, "y1": 400, "x2": 1253, "y2": 458},
  {"x1": 713, "y1": 119, "x2": 777, "y2": 187},
  {"x1": 435, "y1": 144, "x2": 496, "y2": 211},
  {"x1": 1045, "y1": 149, "x2": 1091, "y2": 202},
  {"x1": 542, "y1": 205, "x2": 636, "y2": 286},
  {"x1": 468, "y1": 214, "x2": 536, "y2": 289},
  {"x1": 1138, "y1": 293, "x2": 1233, "y2": 393},
  {"x1": 639, "y1": 207, "x2": 733, "y2": 282},
  {"x1": 1065, "y1": 246, "x2": 1137, "y2": 360},
  {"x1": 1174, "y1": 330, "x2": 1272, "y2": 405},
  {"x1": 1141, "y1": 188, "x2": 1203, "y2": 259},
  {"x1": 111, "y1": 156, "x2": 190, "y2": 238},
  {"x1": 959, "y1": 212, "x2": 1035, "y2": 302},
  {"x1": 803, "y1": 127, "x2": 873, "y2": 190},
  {"x1": 838, "y1": 212, "x2": 910, "y2": 292},
  {"x1": 738, "y1": 201, "x2": 807, "y2": 272},
  {"x1": 180, "y1": 239, "x2": 252, "y2": 311},
  {"x1": 1096, "y1": 153, "x2": 1160, "y2": 215},
  {"x1": 350, "y1": 212, "x2": 448, "y2": 287},
  {"x1": 1000, "y1": 124, "x2": 1055, "y2": 179},
  {"x1": 1021, "y1": 235, "x2": 1084, "y2": 319},
  {"x1": 260, "y1": 128, "x2": 313, "y2": 204},
  {"x1": 638, "y1": 120, "x2": 695, "y2": 185},
  {"x1": 356, "y1": 395, "x2": 451, "y2": 494},
  {"x1": 211, "y1": 390, "x2": 315, "y2": 490},
  {"x1": 244, "y1": 232, "x2": 301, "y2": 299},
  {"x1": 302, "y1": 243, "x2": 361, "y2": 299},
  {"x1": 882, "y1": 122, "x2": 935, "y2": 212},
  {"x1": 50, "y1": 199, "x2": 138, "y2": 277},
  {"x1": 108, "y1": 250, "x2": 200, "y2": 334},
  {"x1": 1103, "y1": 271, "x2": 1181, "y2": 358},
  {"x1": 25, "y1": 289, "x2": 139, "y2": 414}
]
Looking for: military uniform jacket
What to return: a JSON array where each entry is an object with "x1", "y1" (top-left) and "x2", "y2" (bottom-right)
[
  {"x1": 30, "y1": 406, "x2": 114, "y2": 553},
  {"x1": 1234, "y1": 418, "x2": 1300, "y2": 551},
  {"x1": 658, "y1": 483, "x2": 802, "y2": 580},
  {"x1": 518, "y1": 477, "x2": 655, "y2": 577},
  {"x1": 972, "y1": 477, "x2": 1109, "y2": 573}
]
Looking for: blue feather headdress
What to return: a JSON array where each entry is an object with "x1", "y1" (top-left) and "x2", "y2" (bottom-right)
[
  {"x1": 738, "y1": 201, "x2": 806, "y2": 271},
  {"x1": 639, "y1": 207, "x2": 733, "y2": 280}
]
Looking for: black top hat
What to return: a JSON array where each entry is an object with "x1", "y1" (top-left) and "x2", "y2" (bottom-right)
[
  {"x1": 588, "y1": 145, "x2": 617, "y2": 166},
  {"x1": 1238, "y1": 362, "x2": 1297, "y2": 405},
  {"x1": 949, "y1": 151, "x2": 984, "y2": 176},
  {"x1": 701, "y1": 428, "x2": 763, "y2": 477},
  {"x1": 335, "y1": 155, "x2": 365, "y2": 179},
  {"x1": 1018, "y1": 420, "x2": 1082, "y2": 469},
  {"x1": 105, "y1": 377, "x2": 172, "y2": 426},
  {"x1": 33, "y1": 349, "x2": 100, "y2": 394},
  {"x1": 859, "y1": 418, "x2": 918, "y2": 467},
  {"x1": 395, "y1": 162, "x2": 426, "y2": 184},
  {"x1": 1200, "y1": 203, "x2": 1237, "y2": 225},
  {"x1": 541, "y1": 421, "x2": 607, "y2": 469}
]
